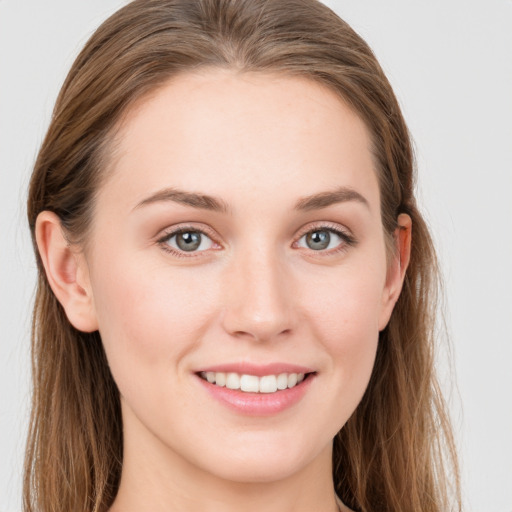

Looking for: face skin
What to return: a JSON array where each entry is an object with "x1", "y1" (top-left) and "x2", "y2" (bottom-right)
[{"x1": 36, "y1": 69, "x2": 411, "y2": 512}]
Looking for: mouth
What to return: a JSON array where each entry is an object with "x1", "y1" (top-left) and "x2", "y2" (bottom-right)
[
  {"x1": 194, "y1": 363, "x2": 317, "y2": 415},
  {"x1": 197, "y1": 371, "x2": 315, "y2": 394}
]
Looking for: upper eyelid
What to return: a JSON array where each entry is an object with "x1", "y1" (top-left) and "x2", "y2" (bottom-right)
[
  {"x1": 295, "y1": 221, "x2": 353, "y2": 239},
  {"x1": 158, "y1": 223, "x2": 217, "y2": 241},
  {"x1": 158, "y1": 221, "x2": 351, "y2": 241}
]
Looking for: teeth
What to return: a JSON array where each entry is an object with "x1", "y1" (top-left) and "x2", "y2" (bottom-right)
[
  {"x1": 259, "y1": 375, "x2": 277, "y2": 393},
  {"x1": 226, "y1": 372, "x2": 240, "y2": 390},
  {"x1": 240, "y1": 374, "x2": 259, "y2": 392},
  {"x1": 216, "y1": 372, "x2": 226, "y2": 387},
  {"x1": 276, "y1": 373, "x2": 288, "y2": 390},
  {"x1": 200, "y1": 371, "x2": 309, "y2": 393}
]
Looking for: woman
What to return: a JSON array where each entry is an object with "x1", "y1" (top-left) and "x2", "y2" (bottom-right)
[{"x1": 24, "y1": 0, "x2": 461, "y2": 511}]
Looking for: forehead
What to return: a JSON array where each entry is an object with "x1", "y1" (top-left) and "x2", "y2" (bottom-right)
[{"x1": 100, "y1": 69, "x2": 379, "y2": 215}]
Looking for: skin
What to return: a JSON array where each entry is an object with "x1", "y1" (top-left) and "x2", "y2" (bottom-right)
[{"x1": 36, "y1": 70, "x2": 411, "y2": 512}]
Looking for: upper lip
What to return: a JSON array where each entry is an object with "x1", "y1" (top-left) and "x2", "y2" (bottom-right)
[{"x1": 195, "y1": 362, "x2": 315, "y2": 377}]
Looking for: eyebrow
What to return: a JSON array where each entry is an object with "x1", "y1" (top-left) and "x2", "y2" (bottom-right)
[
  {"x1": 294, "y1": 186, "x2": 369, "y2": 211},
  {"x1": 133, "y1": 187, "x2": 230, "y2": 214},
  {"x1": 133, "y1": 185, "x2": 369, "y2": 214}
]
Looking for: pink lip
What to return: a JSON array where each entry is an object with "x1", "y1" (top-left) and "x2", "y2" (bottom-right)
[
  {"x1": 195, "y1": 362, "x2": 315, "y2": 376},
  {"x1": 194, "y1": 369, "x2": 316, "y2": 417}
]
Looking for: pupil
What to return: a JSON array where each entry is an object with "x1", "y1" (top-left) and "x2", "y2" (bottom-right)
[
  {"x1": 177, "y1": 231, "x2": 201, "y2": 251},
  {"x1": 306, "y1": 230, "x2": 330, "y2": 250}
]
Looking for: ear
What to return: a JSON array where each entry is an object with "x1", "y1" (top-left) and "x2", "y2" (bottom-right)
[
  {"x1": 35, "y1": 211, "x2": 98, "y2": 332},
  {"x1": 378, "y1": 213, "x2": 412, "y2": 331}
]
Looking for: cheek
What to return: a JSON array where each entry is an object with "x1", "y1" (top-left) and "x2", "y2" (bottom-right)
[
  {"x1": 304, "y1": 265, "x2": 384, "y2": 340},
  {"x1": 89, "y1": 255, "x2": 220, "y2": 382},
  {"x1": 299, "y1": 262, "x2": 385, "y2": 385}
]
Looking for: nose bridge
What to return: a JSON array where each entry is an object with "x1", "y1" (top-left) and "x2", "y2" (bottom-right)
[{"x1": 221, "y1": 240, "x2": 295, "y2": 342}]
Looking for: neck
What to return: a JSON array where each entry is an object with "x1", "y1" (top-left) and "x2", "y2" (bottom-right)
[{"x1": 109, "y1": 407, "x2": 344, "y2": 512}]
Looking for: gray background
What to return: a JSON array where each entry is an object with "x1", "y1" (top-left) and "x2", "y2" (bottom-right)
[{"x1": 1, "y1": 1, "x2": 511, "y2": 510}]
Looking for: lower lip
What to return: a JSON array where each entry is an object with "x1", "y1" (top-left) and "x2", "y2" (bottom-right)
[{"x1": 196, "y1": 374, "x2": 315, "y2": 416}]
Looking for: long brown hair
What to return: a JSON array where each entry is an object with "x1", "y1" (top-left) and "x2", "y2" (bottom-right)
[{"x1": 25, "y1": 1, "x2": 460, "y2": 511}]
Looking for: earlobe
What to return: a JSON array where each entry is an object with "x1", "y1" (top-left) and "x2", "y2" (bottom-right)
[
  {"x1": 35, "y1": 211, "x2": 98, "y2": 333},
  {"x1": 378, "y1": 213, "x2": 412, "y2": 331}
]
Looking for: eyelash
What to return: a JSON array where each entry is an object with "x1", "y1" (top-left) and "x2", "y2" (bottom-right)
[{"x1": 156, "y1": 222, "x2": 357, "y2": 258}]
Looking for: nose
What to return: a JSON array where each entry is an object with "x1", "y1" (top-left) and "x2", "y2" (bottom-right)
[{"x1": 221, "y1": 245, "x2": 296, "y2": 343}]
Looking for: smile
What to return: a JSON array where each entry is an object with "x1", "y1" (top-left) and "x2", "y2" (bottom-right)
[{"x1": 199, "y1": 371, "x2": 307, "y2": 393}]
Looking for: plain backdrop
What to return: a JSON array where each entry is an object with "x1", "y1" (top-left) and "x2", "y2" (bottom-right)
[{"x1": 1, "y1": 1, "x2": 511, "y2": 511}]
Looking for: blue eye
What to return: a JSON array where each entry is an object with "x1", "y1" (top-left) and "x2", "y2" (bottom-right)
[
  {"x1": 158, "y1": 224, "x2": 354, "y2": 257},
  {"x1": 297, "y1": 228, "x2": 351, "y2": 251},
  {"x1": 163, "y1": 230, "x2": 215, "y2": 253}
]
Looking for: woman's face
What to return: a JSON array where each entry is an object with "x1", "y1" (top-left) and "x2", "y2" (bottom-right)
[{"x1": 81, "y1": 70, "x2": 402, "y2": 483}]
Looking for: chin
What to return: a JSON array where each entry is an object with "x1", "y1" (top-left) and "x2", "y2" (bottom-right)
[
  {"x1": 187, "y1": 431, "x2": 331, "y2": 484},
  {"x1": 204, "y1": 453, "x2": 310, "y2": 484}
]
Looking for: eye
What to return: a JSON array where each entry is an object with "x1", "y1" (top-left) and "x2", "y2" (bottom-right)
[
  {"x1": 296, "y1": 227, "x2": 354, "y2": 252},
  {"x1": 160, "y1": 228, "x2": 216, "y2": 254}
]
